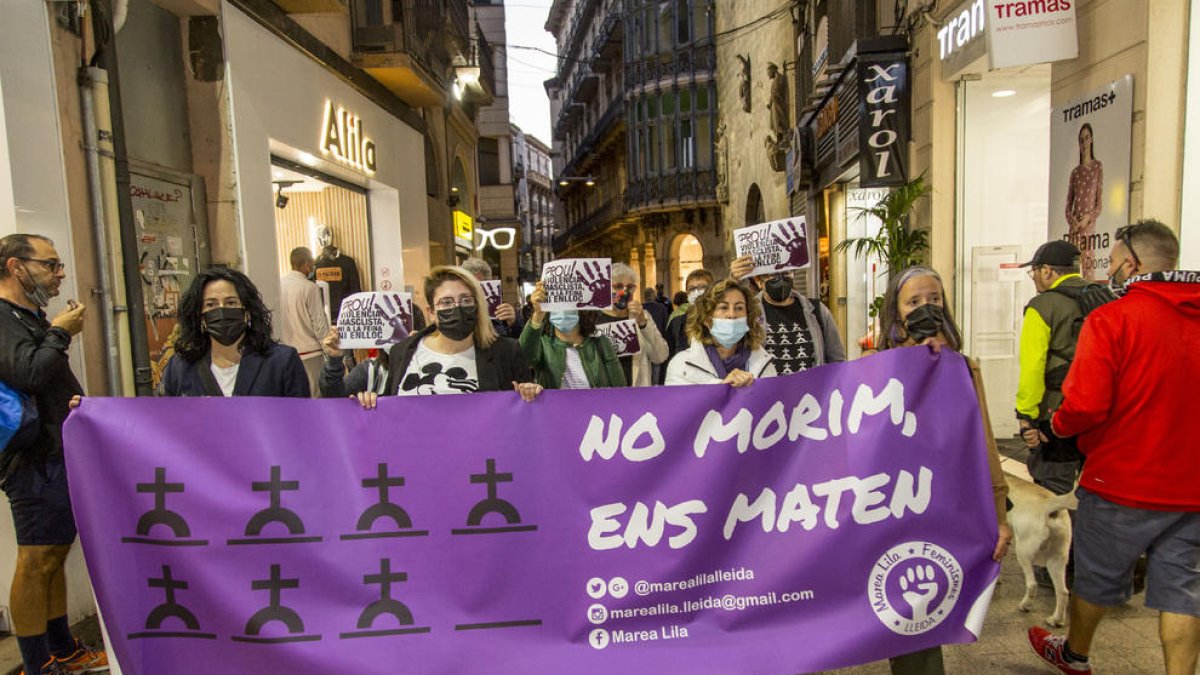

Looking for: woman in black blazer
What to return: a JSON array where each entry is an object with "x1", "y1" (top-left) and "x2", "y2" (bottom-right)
[
  {"x1": 160, "y1": 268, "x2": 309, "y2": 398},
  {"x1": 349, "y1": 265, "x2": 535, "y2": 408}
]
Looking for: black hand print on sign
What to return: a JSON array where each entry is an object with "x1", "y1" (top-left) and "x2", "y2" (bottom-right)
[
  {"x1": 483, "y1": 282, "x2": 503, "y2": 314},
  {"x1": 611, "y1": 323, "x2": 639, "y2": 355},
  {"x1": 574, "y1": 261, "x2": 611, "y2": 308},
  {"x1": 374, "y1": 294, "x2": 411, "y2": 345},
  {"x1": 772, "y1": 221, "x2": 810, "y2": 270}
]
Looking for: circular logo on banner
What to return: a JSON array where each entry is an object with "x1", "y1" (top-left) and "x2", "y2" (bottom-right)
[
  {"x1": 868, "y1": 541, "x2": 963, "y2": 635},
  {"x1": 380, "y1": 280, "x2": 393, "y2": 291}
]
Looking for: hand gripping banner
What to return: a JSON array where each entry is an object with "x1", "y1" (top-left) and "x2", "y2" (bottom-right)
[{"x1": 63, "y1": 348, "x2": 1000, "y2": 675}]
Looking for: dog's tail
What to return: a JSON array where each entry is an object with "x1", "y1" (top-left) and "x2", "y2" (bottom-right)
[{"x1": 1042, "y1": 491, "x2": 1078, "y2": 520}]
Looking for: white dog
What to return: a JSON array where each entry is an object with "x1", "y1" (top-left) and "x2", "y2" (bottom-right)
[{"x1": 1005, "y1": 475, "x2": 1077, "y2": 627}]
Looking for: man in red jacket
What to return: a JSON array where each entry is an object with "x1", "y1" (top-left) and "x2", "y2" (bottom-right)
[{"x1": 1028, "y1": 220, "x2": 1199, "y2": 675}]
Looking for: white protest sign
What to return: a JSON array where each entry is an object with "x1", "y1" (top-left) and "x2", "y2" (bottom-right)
[
  {"x1": 733, "y1": 217, "x2": 811, "y2": 278},
  {"x1": 481, "y1": 280, "x2": 503, "y2": 318},
  {"x1": 540, "y1": 258, "x2": 612, "y2": 311},
  {"x1": 596, "y1": 319, "x2": 641, "y2": 357},
  {"x1": 336, "y1": 292, "x2": 414, "y2": 349}
]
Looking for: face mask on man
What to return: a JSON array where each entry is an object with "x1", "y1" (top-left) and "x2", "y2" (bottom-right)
[
  {"x1": 437, "y1": 305, "x2": 477, "y2": 341},
  {"x1": 686, "y1": 286, "x2": 708, "y2": 304},
  {"x1": 710, "y1": 317, "x2": 749, "y2": 348},
  {"x1": 18, "y1": 263, "x2": 52, "y2": 308},
  {"x1": 549, "y1": 310, "x2": 580, "y2": 332},
  {"x1": 903, "y1": 303, "x2": 945, "y2": 343},
  {"x1": 764, "y1": 276, "x2": 792, "y2": 303},
  {"x1": 203, "y1": 307, "x2": 248, "y2": 346},
  {"x1": 1108, "y1": 261, "x2": 1132, "y2": 298}
]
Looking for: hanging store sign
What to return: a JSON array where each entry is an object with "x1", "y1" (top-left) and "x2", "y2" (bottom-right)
[
  {"x1": 937, "y1": 0, "x2": 988, "y2": 78},
  {"x1": 453, "y1": 210, "x2": 474, "y2": 246},
  {"x1": 856, "y1": 52, "x2": 910, "y2": 188},
  {"x1": 320, "y1": 100, "x2": 377, "y2": 174},
  {"x1": 986, "y1": 0, "x2": 1078, "y2": 70}
]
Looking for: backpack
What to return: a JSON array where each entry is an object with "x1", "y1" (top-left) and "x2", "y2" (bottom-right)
[
  {"x1": 1042, "y1": 282, "x2": 1117, "y2": 391},
  {"x1": 0, "y1": 380, "x2": 39, "y2": 453}
]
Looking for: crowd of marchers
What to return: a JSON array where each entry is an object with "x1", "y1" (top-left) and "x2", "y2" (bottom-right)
[{"x1": 0, "y1": 218, "x2": 1195, "y2": 674}]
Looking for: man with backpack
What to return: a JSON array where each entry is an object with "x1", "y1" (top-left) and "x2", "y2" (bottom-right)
[
  {"x1": 1016, "y1": 240, "x2": 1112, "y2": 495},
  {"x1": 732, "y1": 256, "x2": 845, "y2": 372},
  {"x1": 1028, "y1": 219, "x2": 1199, "y2": 675},
  {"x1": 0, "y1": 234, "x2": 108, "y2": 674}
]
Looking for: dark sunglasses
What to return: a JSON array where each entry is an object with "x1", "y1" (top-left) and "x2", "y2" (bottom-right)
[{"x1": 1115, "y1": 225, "x2": 1142, "y2": 268}]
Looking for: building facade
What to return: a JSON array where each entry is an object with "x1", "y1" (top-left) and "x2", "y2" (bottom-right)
[
  {"x1": 546, "y1": 0, "x2": 722, "y2": 294},
  {"x1": 789, "y1": 0, "x2": 1195, "y2": 436},
  {"x1": 511, "y1": 125, "x2": 557, "y2": 284}
]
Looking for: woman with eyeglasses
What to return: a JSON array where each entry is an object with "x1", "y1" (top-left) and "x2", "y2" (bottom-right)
[
  {"x1": 160, "y1": 268, "x2": 310, "y2": 397},
  {"x1": 351, "y1": 266, "x2": 535, "y2": 408},
  {"x1": 871, "y1": 266, "x2": 1012, "y2": 675},
  {"x1": 664, "y1": 277, "x2": 776, "y2": 387},
  {"x1": 518, "y1": 281, "x2": 626, "y2": 389},
  {"x1": 594, "y1": 262, "x2": 668, "y2": 387}
]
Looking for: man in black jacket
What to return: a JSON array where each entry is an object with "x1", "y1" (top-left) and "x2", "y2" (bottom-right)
[{"x1": 0, "y1": 234, "x2": 107, "y2": 674}]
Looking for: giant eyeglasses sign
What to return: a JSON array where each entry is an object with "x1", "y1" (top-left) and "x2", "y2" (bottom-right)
[
  {"x1": 475, "y1": 227, "x2": 516, "y2": 251},
  {"x1": 321, "y1": 100, "x2": 377, "y2": 174}
]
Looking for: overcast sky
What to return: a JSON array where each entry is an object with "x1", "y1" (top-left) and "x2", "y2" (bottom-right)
[{"x1": 503, "y1": 1, "x2": 557, "y2": 148}]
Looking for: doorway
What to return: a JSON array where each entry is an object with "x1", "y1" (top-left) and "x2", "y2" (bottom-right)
[{"x1": 271, "y1": 157, "x2": 372, "y2": 322}]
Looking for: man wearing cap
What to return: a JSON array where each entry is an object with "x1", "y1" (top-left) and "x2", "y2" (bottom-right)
[{"x1": 1016, "y1": 240, "x2": 1088, "y2": 494}]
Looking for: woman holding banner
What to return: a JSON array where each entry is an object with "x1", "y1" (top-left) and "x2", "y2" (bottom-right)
[
  {"x1": 351, "y1": 266, "x2": 536, "y2": 407},
  {"x1": 874, "y1": 266, "x2": 1013, "y2": 675},
  {"x1": 664, "y1": 278, "x2": 776, "y2": 387},
  {"x1": 519, "y1": 281, "x2": 626, "y2": 389},
  {"x1": 160, "y1": 268, "x2": 310, "y2": 397}
]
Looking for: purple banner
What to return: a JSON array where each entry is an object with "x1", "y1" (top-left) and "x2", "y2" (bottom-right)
[{"x1": 64, "y1": 349, "x2": 999, "y2": 675}]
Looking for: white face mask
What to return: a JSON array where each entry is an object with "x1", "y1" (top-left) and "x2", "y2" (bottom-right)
[{"x1": 687, "y1": 286, "x2": 708, "y2": 304}]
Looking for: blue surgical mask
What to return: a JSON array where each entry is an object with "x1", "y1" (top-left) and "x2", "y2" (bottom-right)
[
  {"x1": 709, "y1": 317, "x2": 749, "y2": 347},
  {"x1": 549, "y1": 310, "x2": 580, "y2": 332}
]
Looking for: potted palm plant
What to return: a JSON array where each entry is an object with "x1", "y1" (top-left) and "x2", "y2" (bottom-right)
[{"x1": 834, "y1": 175, "x2": 931, "y2": 347}]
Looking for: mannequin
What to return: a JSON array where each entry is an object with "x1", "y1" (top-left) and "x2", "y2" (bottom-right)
[{"x1": 312, "y1": 224, "x2": 362, "y2": 323}]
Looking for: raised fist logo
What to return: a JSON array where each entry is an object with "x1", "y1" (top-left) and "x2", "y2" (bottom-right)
[
  {"x1": 575, "y1": 261, "x2": 611, "y2": 308},
  {"x1": 899, "y1": 564, "x2": 939, "y2": 623},
  {"x1": 772, "y1": 220, "x2": 810, "y2": 270}
]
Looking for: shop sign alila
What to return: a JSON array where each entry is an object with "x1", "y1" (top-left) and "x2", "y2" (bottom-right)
[{"x1": 320, "y1": 100, "x2": 377, "y2": 174}]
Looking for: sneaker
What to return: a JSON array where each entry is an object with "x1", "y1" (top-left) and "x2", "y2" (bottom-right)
[
  {"x1": 1029, "y1": 626, "x2": 1092, "y2": 673},
  {"x1": 52, "y1": 641, "x2": 109, "y2": 673}
]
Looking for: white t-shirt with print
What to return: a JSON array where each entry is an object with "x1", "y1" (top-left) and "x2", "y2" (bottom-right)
[
  {"x1": 398, "y1": 340, "x2": 479, "y2": 395},
  {"x1": 560, "y1": 346, "x2": 591, "y2": 389}
]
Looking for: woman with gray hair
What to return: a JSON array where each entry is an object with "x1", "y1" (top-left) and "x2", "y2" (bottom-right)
[
  {"x1": 873, "y1": 266, "x2": 1012, "y2": 675},
  {"x1": 595, "y1": 262, "x2": 668, "y2": 386}
]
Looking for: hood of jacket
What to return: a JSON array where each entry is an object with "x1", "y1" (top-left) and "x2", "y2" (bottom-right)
[{"x1": 1123, "y1": 270, "x2": 1200, "y2": 319}]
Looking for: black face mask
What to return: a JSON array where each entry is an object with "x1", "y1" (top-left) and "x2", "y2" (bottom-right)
[
  {"x1": 436, "y1": 306, "x2": 477, "y2": 341},
  {"x1": 904, "y1": 303, "x2": 945, "y2": 342},
  {"x1": 764, "y1": 277, "x2": 792, "y2": 303},
  {"x1": 203, "y1": 307, "x2": 248, "y2": 346},
  {"x1": 613, "y1": 289, "x2": 631, "y2": 311}
]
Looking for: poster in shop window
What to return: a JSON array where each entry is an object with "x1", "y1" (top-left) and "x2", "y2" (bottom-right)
[{"x1": 1047, "y1": 75, "x2": 1133, "y2": 281}]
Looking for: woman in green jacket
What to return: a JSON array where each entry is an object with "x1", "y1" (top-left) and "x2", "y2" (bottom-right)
[{"x1": 519, "y1": 281, "x2": 626, "y2": 389}]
